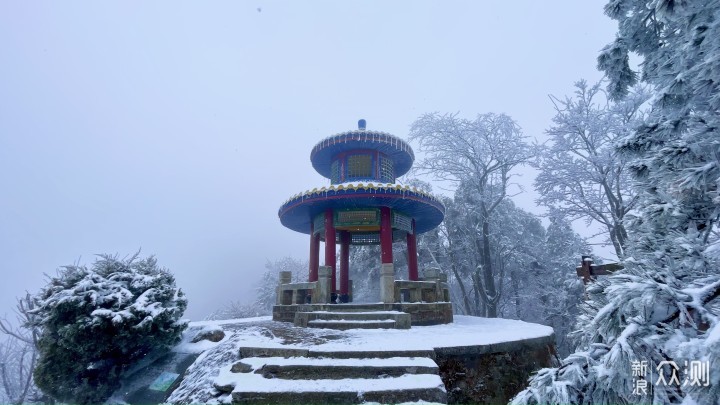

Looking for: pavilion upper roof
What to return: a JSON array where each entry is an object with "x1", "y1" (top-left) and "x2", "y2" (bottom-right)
[{"x1": 310, "y1": 122, "x2": 415, "y2": 179}]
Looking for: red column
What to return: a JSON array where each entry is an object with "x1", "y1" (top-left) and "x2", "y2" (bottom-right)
[
  {"x1": 340, "y1": 231, "x2": 350, "y2": 303},
  {"x1": 380, "y1": 207, "x2": 393, "y2": 264},
  {"x1": 309, "y1": 222, "x2": 320, "y2": 282},
  {"x1": 324, "y1": 209, "x2": 337, "y2": 295},
  {"x1": 407, "y1": 219, "x2": 418, "y2": 281}
]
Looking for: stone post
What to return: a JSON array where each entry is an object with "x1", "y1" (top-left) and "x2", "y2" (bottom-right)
[
  {"x1": 439, "y1": 273, "x2": 448, "y2": 301},
  {"x1": 380, "y1": 263, "x2": 395, "y2": 303},
  {"x1": 409, "y1": 286, "x2": 421, "y2": 303},
  {"x1": 277, "y1": 271, "x2": 292, "y2": 305},
  {"x1": 315, "y1": 266, "x2": 332, "y2": 304},
  {"x1": 423, "y1": 268, "x2": 440, "y2": 280},
  {"x1": 309, "y1": 222, "x2": 320, "y2": 282}
]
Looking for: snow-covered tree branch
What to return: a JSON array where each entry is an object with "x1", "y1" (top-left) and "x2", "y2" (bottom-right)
[
  {"x1": 534, "y1": 79, "x2": 649, "y2": 258},
  {"x1": 410, "y1": 112, "x2": 532, "y2": 317},
  {"x1": 0, "y1": 294, "x2": 44, "y2": 405}
]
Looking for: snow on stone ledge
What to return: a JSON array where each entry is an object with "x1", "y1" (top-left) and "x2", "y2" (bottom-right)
[{"x1": 315, "y1": 315, "x2": 554, "y2": 351}]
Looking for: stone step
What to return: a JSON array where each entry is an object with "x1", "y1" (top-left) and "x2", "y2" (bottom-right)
[
  {"x1": 238, "y1": 347, "x2": 436, "y2": 360},
  {"x1": 323, "y1": 303, "x2": 393, "y2": 312},
  {"x1": 307, "y1": 310, "x2": 406, "y2": 321},
  {"x1": 295, "y1": 310, "x2": 411, "y2": 329},
  {"x1": 239, "y1": 347, "x2": 309, "y2": 359},
  {"x1": 308, "y1": 349, "x2": 436, "y2": 360},
  {"x1": 307, "y1": 319, "x2": 397, "y2": 330},
  {"x1": 226, "y1": 374, "x2": 447, "y2": 404},
  {"x1": 242, "y1": 356, "x2": 439, "y2": 380}
]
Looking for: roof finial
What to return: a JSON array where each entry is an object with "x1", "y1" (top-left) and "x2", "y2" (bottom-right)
[{"x1": 358, "y1": 119, "x2": 367, "y2": 130}]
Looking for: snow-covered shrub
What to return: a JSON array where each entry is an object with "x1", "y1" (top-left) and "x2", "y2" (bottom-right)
[{"x1": 29, "y1": 253, "x2": 188, "y2": 404}]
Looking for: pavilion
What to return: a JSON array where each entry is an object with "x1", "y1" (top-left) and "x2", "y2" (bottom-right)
[{"x1": 278, "y1": 120, "x2": 445, "y2": 304}]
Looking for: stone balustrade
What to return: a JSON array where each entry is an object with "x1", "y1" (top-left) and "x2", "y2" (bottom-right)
[
  {"x1": 276, "y1": 266, "x2": 449, "y2": 305},
  {"x1": 276, "y1": 266, "x2": 332, "y2": 305},
  {"x1": 394, "y1": 269, "x2": 449, "y2": 303}
]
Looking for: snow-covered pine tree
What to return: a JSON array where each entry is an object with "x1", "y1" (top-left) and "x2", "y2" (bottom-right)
[
  {"x1": 29, "y1": 253, "x2": 187, "y2": 404},
  {"x1": 513, "y1": 1, "x2": 720, "y2": 404},
  {"x1": 537, "y1": 212, "x2": 590, "y2": 357}
]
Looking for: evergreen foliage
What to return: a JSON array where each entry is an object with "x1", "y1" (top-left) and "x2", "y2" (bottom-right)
[
  {"x1": 513, "y1": 1, "x2": 720, "y2": 403},
  {"x1": 539, "y1": 213, "x2": 591, "y2": 356},
  {"x1": 29, "y1": 253, "x2": 187, "y2": 404}
]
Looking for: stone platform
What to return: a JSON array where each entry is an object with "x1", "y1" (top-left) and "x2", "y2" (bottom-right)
[
  {"x1": 273, "y1": 302, "x2": 453, "y2": 328},
  {"x1": 164, "y1": 316, "x2": 556, "y2": 404}
]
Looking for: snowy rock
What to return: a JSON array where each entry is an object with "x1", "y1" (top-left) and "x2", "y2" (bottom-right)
[
  {"x1": 192, "y1": 328, "x2": 225, "y2": 343},
  {"x1": 213, "y1": 380, "x2": 235, "y2": 394},
  {"x1": 230, "y1": 361, "x2": 253, "y2": 373}
]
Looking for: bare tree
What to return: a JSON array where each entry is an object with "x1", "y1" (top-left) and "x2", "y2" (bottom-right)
[
  {"x1": 410, "y1": 112, "x2": 532, "y2": 317},
  {"x1": 0, "y1": 294, "x2": 44, "y2": 405},
  {"x1": 534, "y1": 80, "x2": 649, "y2": 258}
]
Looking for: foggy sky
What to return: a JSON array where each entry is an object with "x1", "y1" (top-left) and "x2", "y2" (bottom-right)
[{"x1": 0, "y1": 1, "x2": 617, "y2": 320}]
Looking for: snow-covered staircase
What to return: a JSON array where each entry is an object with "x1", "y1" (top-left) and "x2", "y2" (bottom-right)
[
  {"x1": 214, "y1": 347, "x2": 447, "y2": 404},
  {"x1": 294, "y1": 306, "x2": 411, "y2": 330}
]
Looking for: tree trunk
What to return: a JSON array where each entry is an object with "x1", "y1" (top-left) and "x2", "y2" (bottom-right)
[
  {"x1": 444, "y1": 235, "x2": 474, "y2": 316},
  {"x1": 481, "y1": 220, "x2": 498, "y2": 317},
  {"x1": 509, "y1": 269, "x2": 522, "y2": 319},
  {"x1": 607, "y1": 222, "x2": 628, "y2": 259},
  {"x1": 471, "y1": 271, "x2": 483, "y2": 316}
]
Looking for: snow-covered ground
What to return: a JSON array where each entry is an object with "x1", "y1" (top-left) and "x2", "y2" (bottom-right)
[
  {"x1": 167, "y1": 315, "x2": 554, "y2": 403},
  {"x1": 177, "y1": 315, "x2": 553, "y2": 353}
]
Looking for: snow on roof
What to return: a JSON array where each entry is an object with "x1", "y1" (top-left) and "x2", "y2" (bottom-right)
[
  {"x1": 310, "y1": 130, "x2": 415, "y2": 162},
  {"x1": 280, "y1": 182, "x2": 442, "y2": 207}
]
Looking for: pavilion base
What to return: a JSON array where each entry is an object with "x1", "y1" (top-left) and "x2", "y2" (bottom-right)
[{"x1": 272, "y1": 302, "x2": 453, "y2": 327}]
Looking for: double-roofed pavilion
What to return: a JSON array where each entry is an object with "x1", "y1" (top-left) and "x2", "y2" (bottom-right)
[{"x1": 278, "y1": 119, "x2": 445, "y2": 303}]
